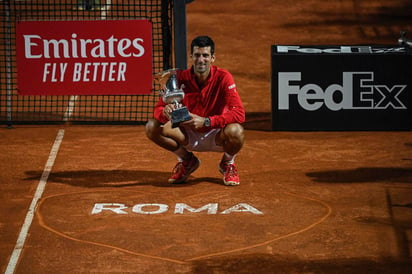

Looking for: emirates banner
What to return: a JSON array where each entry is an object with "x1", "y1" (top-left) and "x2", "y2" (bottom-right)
[{"x1": 16, "y1": 20, "x2": 153, "y2": 95}]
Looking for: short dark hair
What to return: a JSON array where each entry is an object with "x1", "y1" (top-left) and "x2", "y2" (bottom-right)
[{"x1": 191, "y1": 36, "x2": 215, "y2": 55}]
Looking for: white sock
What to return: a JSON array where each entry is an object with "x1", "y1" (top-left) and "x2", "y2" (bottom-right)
[{"x1": 222, "y1": 152, "x2": 236, "y2": 164}]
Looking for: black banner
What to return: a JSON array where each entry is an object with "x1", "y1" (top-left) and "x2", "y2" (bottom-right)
[{"x1": 271, "y1": 45, "x2": 412, "y2": 130}]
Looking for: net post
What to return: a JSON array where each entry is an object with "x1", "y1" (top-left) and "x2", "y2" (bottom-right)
[{"x1": 173, "y1": 0, "x2": 188, "y2": 70}]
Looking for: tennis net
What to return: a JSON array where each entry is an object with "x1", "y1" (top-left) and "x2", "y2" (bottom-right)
[{"x1": 0, "y1": 0, "x2": 181, "y2": 125}]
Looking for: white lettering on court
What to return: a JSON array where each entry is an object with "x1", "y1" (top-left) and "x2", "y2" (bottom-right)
[
  {"x1": 91, "y1": 203, "x2": 263, "y2": 215},
  {"x1": 220, "y1": 203, "x2": 263, "y2": 215},
  {"x1": 132, "y1": 203, "x2": 169, "y2": 215},
  {"x1": 174, "y1": 203, "x2": 218, "y2": 214},
  {"x1": 91, "y1": 203, "x2": 128, "y2": 214}
]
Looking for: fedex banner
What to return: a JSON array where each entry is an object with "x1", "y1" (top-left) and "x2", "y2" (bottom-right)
[
  {"x1": 271, "y1": 45, "x2": 412, "y2": 130},
  {"x1": 16, "y1": 20, "x2": 153, "y2": 95}
]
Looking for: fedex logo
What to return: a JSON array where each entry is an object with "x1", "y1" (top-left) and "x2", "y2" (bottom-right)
[
  {"x1": 278, "y1": 72, "x2": 407, "y2": 111},
  {"x1": 276, "y1": 45, "x2": 407, "y2": 54}
]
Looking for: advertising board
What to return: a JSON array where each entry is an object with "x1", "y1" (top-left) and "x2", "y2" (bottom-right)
[
  {"x1": 271, "y1": 45, "x2": 412, "y2": 130},
  {"x1": 16, "y1": 20, "x2": 153, "y2": 95}
]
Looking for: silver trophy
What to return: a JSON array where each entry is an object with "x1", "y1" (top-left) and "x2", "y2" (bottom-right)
[{"x1": 157, "y1": 69, "x2": 191, "y2": 128}]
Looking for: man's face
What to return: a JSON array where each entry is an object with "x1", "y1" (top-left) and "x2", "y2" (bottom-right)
[{"x1": 191, "y1": 46, "x2": 215, "y2": 75}]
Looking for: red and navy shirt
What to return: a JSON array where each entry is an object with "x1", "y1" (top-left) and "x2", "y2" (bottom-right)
[{"x1": 154, "y1": 65, "x2": 245, "y2": 129}]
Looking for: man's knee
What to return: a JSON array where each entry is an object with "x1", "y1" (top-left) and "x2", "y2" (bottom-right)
[
  {"x1": 145, "y1": 118, "x2": 161, "y2": 140},
  {"x1": 224, "y1": 123, "x2": 244, "y2": 142}
]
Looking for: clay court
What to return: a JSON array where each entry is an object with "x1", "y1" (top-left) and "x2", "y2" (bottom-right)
[{"x1": 1, "y1": 0, "x2": 412, "y2": 273}]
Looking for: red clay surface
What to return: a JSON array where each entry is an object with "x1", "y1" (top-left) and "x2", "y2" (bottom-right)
[{"x1": 1, "y1": 0, "x2": 412, "y2": 273}]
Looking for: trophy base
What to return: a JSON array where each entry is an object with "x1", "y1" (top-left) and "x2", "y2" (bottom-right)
[{"x1": 171, "y1": 107, "x2": 192, "y2": 128}]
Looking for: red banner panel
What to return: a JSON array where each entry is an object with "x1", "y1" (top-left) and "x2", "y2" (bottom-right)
[{"x1": 16, "y1": 20, "x2": 153, "y2": 95}]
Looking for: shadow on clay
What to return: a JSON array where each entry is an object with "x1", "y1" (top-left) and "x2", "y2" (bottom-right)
[
  {"x1": 24, "y1": 170, "x2": 223, "y2": 188},
  {"x1": 306, "y1": 167, "x2": 412, "y2": 183}
]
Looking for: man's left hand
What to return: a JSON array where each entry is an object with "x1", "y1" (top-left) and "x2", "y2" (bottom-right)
[{"x1": 180, "y1": 113, "x2": 205, "y2": 130}]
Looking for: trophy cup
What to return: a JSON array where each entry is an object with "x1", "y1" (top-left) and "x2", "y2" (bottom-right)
[{"x1": 157, "y1": 69, "x2": 192, "y2": 128}]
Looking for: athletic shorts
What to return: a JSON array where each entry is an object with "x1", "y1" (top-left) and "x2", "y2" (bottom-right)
[{"x1": 182, "y1": 128, "x2": 224, "y2": 152}]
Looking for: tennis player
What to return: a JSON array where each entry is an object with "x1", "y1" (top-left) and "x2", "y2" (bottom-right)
[{"x1": 145, "y1": 36, "x2": 245, "y2": 185}]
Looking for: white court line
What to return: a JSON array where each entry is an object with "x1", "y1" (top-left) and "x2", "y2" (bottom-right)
[
  {"x1": 62, "y1": 0, "x2": 111, "y2": 122},
  {"x1": 63, "y1": 96, "x2": 78, "y2": 122},
  {"x1": 5, "y1": 129, "x2": 65, "y2": 274},
  {"x1": 101, "y1": 0, "x2": 111, "y2": 18},
  {"x1": 7, "y1": 3, "x2": 112, "y2": 271}
]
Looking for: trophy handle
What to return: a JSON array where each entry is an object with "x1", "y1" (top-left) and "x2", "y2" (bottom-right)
[{"x1": 161, "y1": 84, "x2": 185, "y2": 104}]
